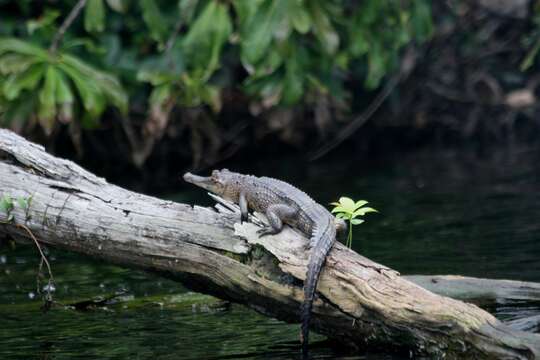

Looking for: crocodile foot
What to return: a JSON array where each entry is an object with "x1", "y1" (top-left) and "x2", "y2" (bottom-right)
[{"x1": 256, "y1": 227, "x2": 279, "y2": 237}]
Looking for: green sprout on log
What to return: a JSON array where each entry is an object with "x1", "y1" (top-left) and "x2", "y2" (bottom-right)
[{"x1": 331, "y1": 197, "x2": 377, "y2": 248}]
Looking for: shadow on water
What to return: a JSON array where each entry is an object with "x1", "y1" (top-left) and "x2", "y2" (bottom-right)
[{"x1": 1, "y1": 147, "x2": 539, "y2": 359}]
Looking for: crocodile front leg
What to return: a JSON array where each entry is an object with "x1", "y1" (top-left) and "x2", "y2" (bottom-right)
[
  {"x1": 239, "y1": 191, "x2": 248, "y2": 223},
  {"x1": 257, "y1": 204, "x2": 296, "y2": 237}
]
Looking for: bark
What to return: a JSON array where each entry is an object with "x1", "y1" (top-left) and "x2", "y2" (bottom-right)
[
  {"x1": 405, "y1": 275, "x2": 540, "y2": 303},
  {"x1": 0, "y1": 129, "x2": 539, "y2": 359}
]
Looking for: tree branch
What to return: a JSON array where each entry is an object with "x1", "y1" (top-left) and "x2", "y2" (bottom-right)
[{"x1": 50, "y1": 0, "x2": 88, "y2": 54}]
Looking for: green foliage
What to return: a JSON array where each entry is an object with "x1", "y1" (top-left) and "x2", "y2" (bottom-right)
[
  {"x1": 0, "y1": 194, "x2": 15, "y2": 222},
  {"x1": 0, "y1": 38, "x2": 127, "y2": 133},
  {"x1": 0, "y1": 0, "x2": 434, "y2": 136},
  {"x1": 0, "y1": 193, "x2": 33, "y2": 222},
  {"x1": 331, "y1": 196, "x2": 377, "y2": 248}
]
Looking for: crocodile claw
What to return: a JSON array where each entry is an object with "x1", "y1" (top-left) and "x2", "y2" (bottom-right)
[{"x1": 256, "y1": 227, "x2": 277, "y2": 237}]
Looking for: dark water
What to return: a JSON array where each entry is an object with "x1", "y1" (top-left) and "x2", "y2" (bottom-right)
[{"x1": 1, "y1": 148, "x2": 539, "y2": 359}]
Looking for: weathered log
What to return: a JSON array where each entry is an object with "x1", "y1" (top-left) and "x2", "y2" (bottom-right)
[
  {"x1": 405, "y1": 275, "x2": 540, "y2": 303},
  {"x1": 0, "y1": 129, "x2": 539, "y2": 359}
]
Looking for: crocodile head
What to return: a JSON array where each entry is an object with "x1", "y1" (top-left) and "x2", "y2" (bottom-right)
[{"x1": 183, "y1": 169, "x2": 240, "y2": 201}]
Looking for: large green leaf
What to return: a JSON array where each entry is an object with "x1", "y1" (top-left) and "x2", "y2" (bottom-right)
[
  {"x1": 60, "y1": 53, "x2": 128, "y2": 113},
  {"x1": 183, "y1": 1, "x2": 232, "y2": 78},
  {"x1": 241, "y1": 0, "x2": 288, "y2": 66},
  {"x1": 85, "y1": 0, "x2": 106, "y2": 32},
  {"x1": 38, "y1": 65, "x2": 59, "y2": 133},
  {"x1": 59, "y1": 63, "x2": 105, "y2": 118},
  {"x1": 55, "y1": 71, "x2": 74, "y2": 104},
  {"x1": 2, "y1": 63, "x2": 45, "y2": 100},
  {"x1": 232, "y1": 0, "x2": 261, "y2": 25},
  {"x1": 308, "y1": 1, "x2": 339, "y2": 54},
  {"x1": 140, "y1": 0, "x2": 169, "y2": 44},
  {"x1": 0, "y1": 53, "x2": 38, "y2": 74},
  {"x1": 0, "y1": 38, "x2": 50, "y2": 60}
]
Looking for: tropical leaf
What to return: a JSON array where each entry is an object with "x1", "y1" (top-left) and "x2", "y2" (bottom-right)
[
  {"x1": 183, "y1": 1, "x2": 232, "y2": 78},
  {"x1": 308, "y1": 1, "x2": 339, "y2": 54},
  {"x1": 38, "y1": 65, "x2": 59, "y2": 133},
  {"x1": 2, "y1": 63, "x2": 45, "y2": 100},
  {"x1": 0, "y1": 38, "x2": 50, "y2": 60},
  {"x1": 60, "y1": 53, "x2": 128, "y2": 114},
  {"x1": 0, "y1": 53, "x2": 39, "y2": 74},
  {"x1": 140, "y1": 0, "x2": 169, "y2": 44},
  {"x1": 241, "y1": 0, "x2": 288, "y2": 65}
]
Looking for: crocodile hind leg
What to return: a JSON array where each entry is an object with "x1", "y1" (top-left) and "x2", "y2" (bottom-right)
[{"x1": 257, "y1": 204, "x2": 296, "y2": 237}]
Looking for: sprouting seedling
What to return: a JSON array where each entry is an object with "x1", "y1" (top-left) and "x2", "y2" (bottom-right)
[
  {"x1": 0, "y1": 194, "x2": 15, "y2": 222},
  {"x1": 330, "y1": 197, "x2": 378, "y2": 248}
]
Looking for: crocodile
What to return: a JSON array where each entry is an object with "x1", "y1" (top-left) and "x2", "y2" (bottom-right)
[{"x1": 183, "y1": 169, "x2": 344, "y2": 355}]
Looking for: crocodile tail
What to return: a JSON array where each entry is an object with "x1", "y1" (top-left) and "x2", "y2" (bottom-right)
[{"x1": 301, "y1": 218, "x2": 336, "y2": 355}]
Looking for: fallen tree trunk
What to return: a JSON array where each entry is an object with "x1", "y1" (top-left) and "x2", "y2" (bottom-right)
[
  {"x1": 0, "y1": 129, "x2": 539, "y2": 359},
  {"x1": 405, "y1": 275, "x2": 540, "y2": 303}
]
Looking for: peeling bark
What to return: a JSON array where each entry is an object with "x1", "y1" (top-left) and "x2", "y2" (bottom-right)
[{"x1": 0, "y1": 129, "x2": 539, "y2": 359}]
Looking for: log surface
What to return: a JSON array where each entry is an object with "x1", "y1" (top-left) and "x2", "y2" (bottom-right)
[{"x1": 0, "y1": 129, "x2": 539, "y2": 359}]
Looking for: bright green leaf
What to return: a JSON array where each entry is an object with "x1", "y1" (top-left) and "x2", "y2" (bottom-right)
[
  {"x1": 17, "y1": 197, "x2": 28, "y2": 210},
  {"x1": 350, "y1": 219, "x2": 364, "y2": 225},
  {"x1": 331, "y1": 206, "x2": 347, "y2": 214},
  {"x1": 85, "y1": 0, "x2": 106, "y2": 33},
  {"x1": 338, "y1": 197, "x2": 356, "y2": 212},
  {"x1": 0, "y1": 195, "x2": 14, "y2": 215},
  {"x1": 355, "y1": 200, "x2": 368, "y2": 209},
  {"x1": 353, "y1": 207, "x2": 378, "y2": 217}
]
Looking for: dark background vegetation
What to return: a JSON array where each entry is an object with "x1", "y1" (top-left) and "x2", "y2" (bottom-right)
[{"x1": 1, "y1": 0, "x2": 539, "y2": 192}]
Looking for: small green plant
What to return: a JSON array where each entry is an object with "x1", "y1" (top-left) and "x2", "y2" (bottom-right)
[
  {"x1": 0, "y1": 194, "x2": 34, "y2": 222},
  {"x1": 0, "y1": 194, "x2": 15, "y2": 222},
  {"x1": 331, "y1": 196, "x2": 377, "y2": 248}
]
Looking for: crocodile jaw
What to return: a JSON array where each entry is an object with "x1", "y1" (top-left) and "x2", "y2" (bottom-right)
[{"x1": 183, "y1": 172, "x2": 220, "y2": 194}]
